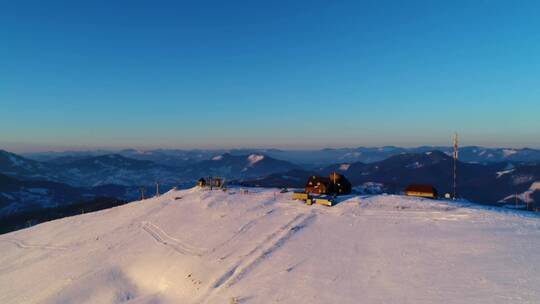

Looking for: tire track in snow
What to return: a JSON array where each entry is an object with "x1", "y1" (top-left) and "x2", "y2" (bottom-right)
[
  {"x1": 209, "y1": 209, "x2": 276, "y2": 259},
  {"x1": 1, "y1": 238, "x2": 67, "y2": 250},
  {"x1": 200, "y1": 211, "x2": 316, "y2": 303},
  {"x1": 141, "y1": 221, "x2": 205, "y2": 256},
  {"x1": 349, "y1": 209, "x2": 473, "y2": 222},
  {"x1": 225, "y1": 212, "x2": 317, "y2": 288}
]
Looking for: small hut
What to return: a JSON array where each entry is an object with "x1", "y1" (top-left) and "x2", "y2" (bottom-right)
[
  {"x1": 198, "y1": 177, "x2": 225, "y2": 189},
  {"x1": 405, "y1": 184, "x2": 438, "y2": 198},
  {"x1": 211, "y1": 177, "x2": 224, "y2": 188},
  {"x1": 197, "y1": 178, "x2": 207, "y2": 187}
]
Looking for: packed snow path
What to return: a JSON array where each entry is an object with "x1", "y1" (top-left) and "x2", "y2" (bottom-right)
[{"x1": 1, "y1": 188, "x2": 540, "y2": 304}]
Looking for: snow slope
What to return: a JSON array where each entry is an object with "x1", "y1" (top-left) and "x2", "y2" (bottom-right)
[{"x1": 1, "y1": 188, "x2": 540, "y2": 304}]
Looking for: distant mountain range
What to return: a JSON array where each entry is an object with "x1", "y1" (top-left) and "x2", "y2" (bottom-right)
[
  {"x1": 242, "y1": 150, "x2": 540, "y2": 208},
  {"x1": 182, "y1": 153, "x2": 300, "y2": 179},
  {"x1": 0, "y1": 150, "x2": 299, "y2": 218},
  {"x1": 1, "y1": 147, "x2": 540, "y2": 230},
  {"x1": 0, "y1": 150, "x2": 182, "y2": 187},
  {"x1": 0, "y1": 150, "x2": 298, "y2": 188},
  {"x1": 22, "y1": 146, "x2": 540, "y2": 166},
  {"x1": 0, "y1": 172, "x2": 131, "y2": 217}
]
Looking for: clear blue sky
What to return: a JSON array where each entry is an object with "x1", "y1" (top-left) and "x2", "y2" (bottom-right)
[{"x1": 1, "y1": 0, "x2": 539, "y2": 152}]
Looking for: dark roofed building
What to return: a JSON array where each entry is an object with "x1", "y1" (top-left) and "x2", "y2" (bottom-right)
[
  {"x1": 197, "y1": 178, "x2": 207, "y2": 187},
  {"x1": 305, "y1": 172, "x2": 352, "y2": 196},
  {"x1": 328, "y1": 172, "x2": 352, "y2": 195}
]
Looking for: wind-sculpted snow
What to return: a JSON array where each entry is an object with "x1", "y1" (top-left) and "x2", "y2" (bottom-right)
[{"x1": 1, "y1": 188, "x2": 540, "y2": 303}]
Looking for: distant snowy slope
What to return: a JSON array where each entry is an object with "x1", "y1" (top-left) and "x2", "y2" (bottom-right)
[
  {"x1": 0, "y1": 173, "x2": 133, "y2": 219},
  {"x1": 1, "y1": 188, "x2": 540, "y2": 304},
  {"x1": 0, "y1": 151, "x2": 186, "y2": 188},
  {"x1": 183, "y1": 153, "x2": 299, "y2": 179},
  {"x1": 22, "y1": 146, "x2": 540, "y2": 166},
  {"x1": 0, "y1": 149, "x2": 51, "y2": 179}
]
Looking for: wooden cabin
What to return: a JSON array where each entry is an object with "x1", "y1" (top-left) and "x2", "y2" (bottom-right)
[
  {"x1": 328, "y1": 172, "x2": 352, "y2": 195},
  {"x1": 305, "y1": 172, "x2": 352, "y2": 196},
  {"x1": 198, "y1": 177, "x2": 225, "y2": 189},
  {"x1": 305, "y1": 175, "x2": 331, "y2": 194},
  {"x1": 405, "y1": 184, "x2": 438, "y2": 198},
  {"x1": 208, "y1": 177, "x2": 224, "y2": 189},
  {"x1": 197, "y1": 178, "x2": 207, "y2": 187}
]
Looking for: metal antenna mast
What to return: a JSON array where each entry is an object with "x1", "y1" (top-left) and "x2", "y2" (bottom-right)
[{"x1": 453, "y1": 132, "x2": 459, "y2": 200}]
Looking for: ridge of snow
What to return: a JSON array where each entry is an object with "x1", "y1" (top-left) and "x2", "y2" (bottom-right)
[
  {"x1": 496, "y1": 169, "x2": 515, "y2": 178},
  {"x1": 247, "y1": 154, "x2": 264, "y2": 166},
  {"x1": 503, "y1": 181, "x2": 540, "y2": 204},
  {"x1": 406, "y1": 161, "x2": 424, "y2": 169},
  {"x1": 339, "y1": 163, "x2": 351, "y2": 171},
  {"x1": 503, "y1": 149, "x2": 518, "y2": 157},
  {"x1": 341, "y1": 152, "x2": 361, "y2": 159}
]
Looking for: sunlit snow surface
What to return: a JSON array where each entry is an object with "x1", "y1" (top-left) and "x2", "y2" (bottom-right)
[{"x1": 1, "y1": 188, "x2": 540, "y2": 304}]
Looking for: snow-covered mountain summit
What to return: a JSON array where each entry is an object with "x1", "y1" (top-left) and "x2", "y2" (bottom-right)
[
  {"x1": 1, "y1": 188, "x2": 540, "y2": 304},
  {"x1": 184, "y1": 153, "x2": 299, "y2": 179}
]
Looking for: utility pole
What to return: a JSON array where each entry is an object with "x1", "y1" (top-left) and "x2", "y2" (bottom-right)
[
  {"x1": 331, "y1": 172, "x2": 338, "y2": 196},
  {"x1": 453, "y1": 132, "x2": 459, "y2": 200}
]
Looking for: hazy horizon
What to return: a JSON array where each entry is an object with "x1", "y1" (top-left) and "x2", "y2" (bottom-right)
[{"x1": 3, "y1": 141, "x2": 540, "y2": 154}]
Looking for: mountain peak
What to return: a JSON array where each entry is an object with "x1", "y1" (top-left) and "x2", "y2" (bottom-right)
[
  {"x1": 247, "y1": 154, "x2": 265, "y2": 166},
  {"x1": 212, "y1": 155, "x2": 224, "y2": 161}
]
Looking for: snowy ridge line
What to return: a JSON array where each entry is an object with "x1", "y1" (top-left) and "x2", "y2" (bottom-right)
[
  {"x1": 1, "y1": 238, "x2": 68, "y2": 250},
  {"x1": 200, "y1": 211, "x2": 317, "y2": 303},
  {"x1": 141, "y1": 221, "x2": 205, "y2": 256}
]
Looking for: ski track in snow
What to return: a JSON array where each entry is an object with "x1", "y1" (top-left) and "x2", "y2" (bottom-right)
[
  {"x1": 209, "y1": 209, "x2": 276, "y2": 259},
  {"x1": 141, "y1": 221, "x2": 205, "y2": 256},
  {"x1": 349, "y1": 209, "x2": 473, "y2": 222},
  {"x1": 200, "y1": 212, "x2": 317, "y2": 303},
  {"x1": 225, "y1": 213, "x2": 317, "y2": 288},
  {"x1": 1, "y1": 238, "x2": 68, "y2": 251}
]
